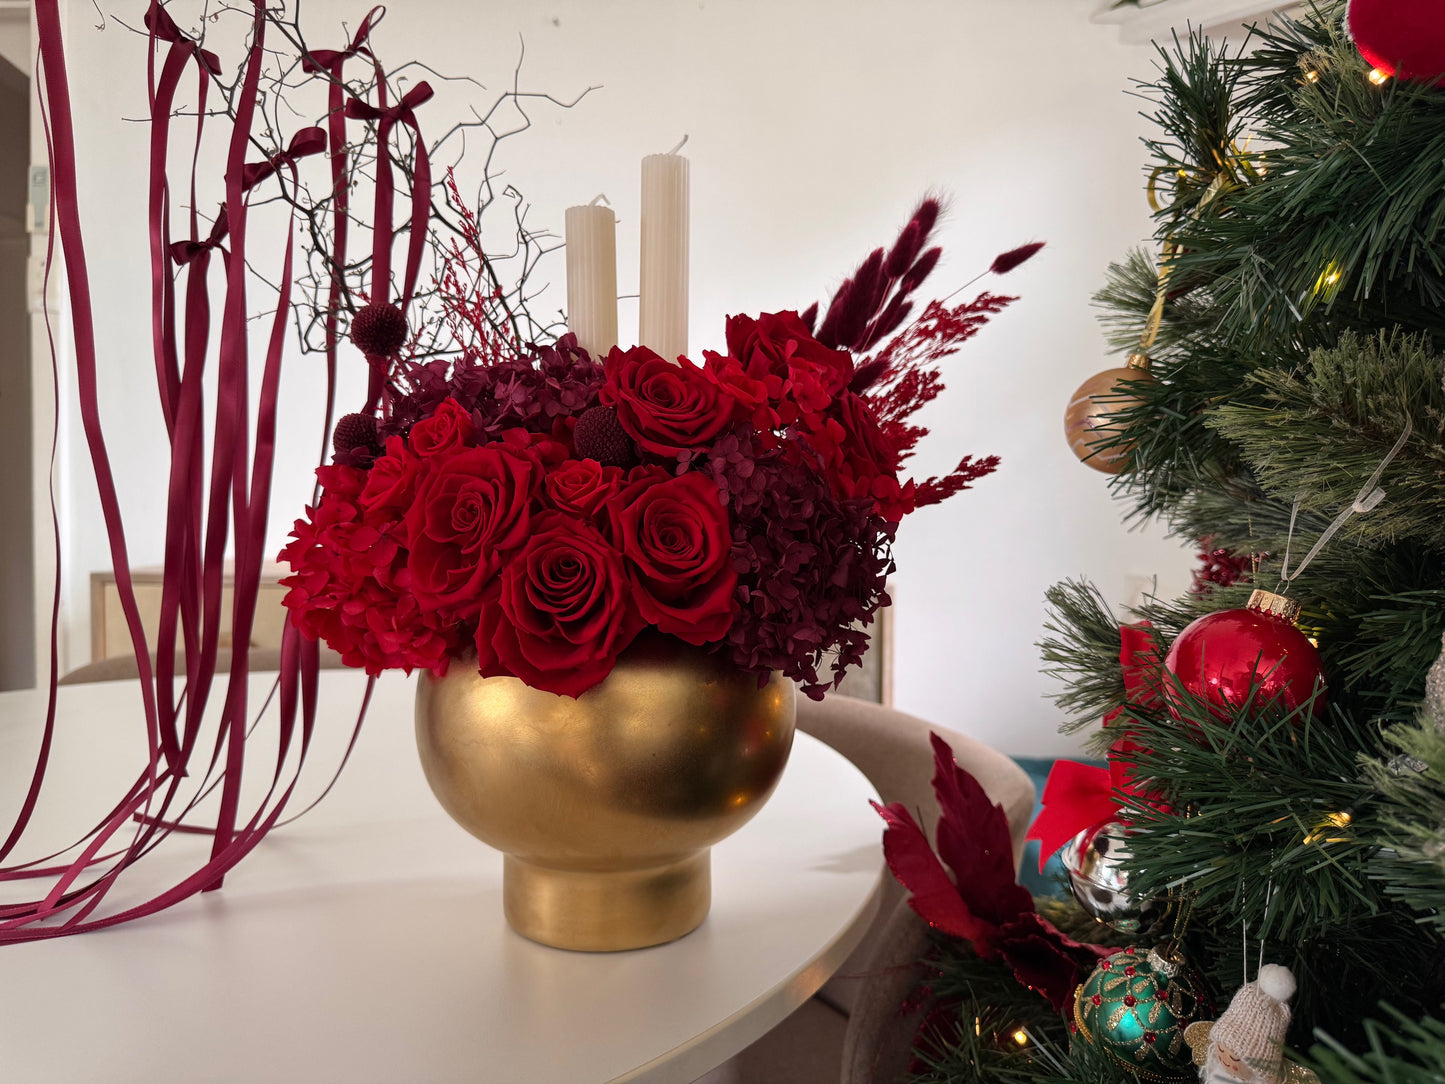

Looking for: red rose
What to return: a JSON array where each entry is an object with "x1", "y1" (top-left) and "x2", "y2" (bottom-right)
[
  {"x1": 724, "y1": 310, "x2": 855, "y2": 398},
  {"x1": 835, "y1": 391, "x2": 900, "y2": 478},
  {"x1": 474, "y1": 511, "x2": 644, "y2": 697},
  {"x1": 359, "y1": 435, "x2": 423, "y2": 524},
  {"x1": 610, "y1": 471, "x2": 736, "y2": 644},
  {"x1": 408, "y1": 397, "x2": 474, "y2": 458},
  {"x1": 495, "y1": 426, "x2": 571, "y2": 471},
  {"x1": 600, "y1": 346, "x2": 735, "y2": 457},
  {"x1": 405, "y1": 444, "x2": 539, "y2": 614},
  {"x1": 545, "y1": 458, "x2": 623, "y2": 520}
]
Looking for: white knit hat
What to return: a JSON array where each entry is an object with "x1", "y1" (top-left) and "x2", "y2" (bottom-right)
[{"x1": 1210, "y1": 964, "x2": 1296, "y2": 1083}]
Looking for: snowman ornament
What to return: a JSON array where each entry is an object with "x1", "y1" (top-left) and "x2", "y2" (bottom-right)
[{"x1": 1184, "y1": 965, "x2": 1320, "y2": 1083}]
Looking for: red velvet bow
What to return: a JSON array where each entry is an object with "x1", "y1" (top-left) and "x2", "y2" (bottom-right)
[
  {"x1": 168, "y1": 207, "x2": 229, "y2": 266},
  {"x1": 874, "y1": 733, "x2": 1110, "y2": 1012},
  {"x1": 239, "y1": 127, "x2": 327, "y2": 192},
  {"x1": 1025, "y1": 622, "x2": 1169, "y2": 869},
  {"x1": 300, "y1": 6, "x2": 384, "y2": 74},
  {"x1": 144, "y1": 3, "x2": 221, "y2": 76}
]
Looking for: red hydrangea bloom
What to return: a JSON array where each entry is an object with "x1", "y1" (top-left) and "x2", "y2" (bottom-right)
[
  {"x1": 474, "y1": 511, "x2": 644, "y2": 697},
  {"x1": 609, "y1": 471, "x2": 737, "y2": 645}
]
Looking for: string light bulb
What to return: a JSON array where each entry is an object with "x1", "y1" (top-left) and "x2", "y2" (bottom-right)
[
  {"x1": 1305, "y1": 70, "x2": 1320, "y2": 83},
  {"x1": 1012, "y1": 1028, "x2": 1030, "y2": 1046},
  {"x1": 1368, "y1": 68, "x2": 1390, "y2": 85}
]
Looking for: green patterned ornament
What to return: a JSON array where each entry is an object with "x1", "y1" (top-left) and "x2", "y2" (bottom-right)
[{"x1": 1073, "y1": 946, "x2": 1212, "y2": 1082}]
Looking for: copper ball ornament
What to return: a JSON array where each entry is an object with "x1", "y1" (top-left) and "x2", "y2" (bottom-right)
[{"x1": 1064, "y1": 353, "x2": 1156, "y2": 474}]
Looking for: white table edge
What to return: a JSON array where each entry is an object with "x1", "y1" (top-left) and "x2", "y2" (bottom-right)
[{"x1": 614, "y1": 864, "x2": 890, "y2": 1084}]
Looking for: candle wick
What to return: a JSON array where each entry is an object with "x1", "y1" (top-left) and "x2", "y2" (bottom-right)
[
  {"x1": 589, "y1": 193, "x2": 611, "y2": 207},
  {"x1": 665, "y1": 134, "x2": 689, "y2": 155}
]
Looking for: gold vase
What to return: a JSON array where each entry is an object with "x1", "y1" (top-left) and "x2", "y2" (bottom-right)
[{"x1": 414, "y1": 633, "x2": 796, "y2": 952}]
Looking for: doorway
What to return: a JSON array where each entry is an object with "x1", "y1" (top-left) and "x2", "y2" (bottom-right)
[{"x1": 0, "y1": 50, "x2": 33, "y2": 691}]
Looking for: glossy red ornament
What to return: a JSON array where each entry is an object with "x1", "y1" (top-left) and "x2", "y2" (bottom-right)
[
  {"x1": 1347, "y1": 0, "x2": 1445, "y2": 82},
  {"x1": 1163, "y1": 590, "x2": 1325, "y2": 725}
]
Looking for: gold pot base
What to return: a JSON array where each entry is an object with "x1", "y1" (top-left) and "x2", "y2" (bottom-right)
[{"x1": 503, "y1": 851, "x2": 711, "y2": 952}]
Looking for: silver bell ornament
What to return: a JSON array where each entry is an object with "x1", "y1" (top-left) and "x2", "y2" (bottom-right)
[{"x1": 1061, "y1": 819, "x2": 1157, "y2": 933}]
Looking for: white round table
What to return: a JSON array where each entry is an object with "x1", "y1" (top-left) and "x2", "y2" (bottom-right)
[{"x1": 0, "y1": 670, "x2": 885, "y2": 1083}]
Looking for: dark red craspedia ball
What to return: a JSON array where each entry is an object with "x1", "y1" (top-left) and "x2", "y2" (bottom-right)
[
  {"x1": 350, "y1": 302, "x2": 409, "y2": 357},
  {"x1": 573, "y1": 405, "x2": 637, "y2": 468},
  {"x1": 332, "y1": 412, "x2": 380, "y2": 461},
  {"x1": 1163, "y1": 590, "x2": 1326, "y2": 730},
  {"x1": 1347, "y1": 0, "x2": 1445, "y2": 82}
]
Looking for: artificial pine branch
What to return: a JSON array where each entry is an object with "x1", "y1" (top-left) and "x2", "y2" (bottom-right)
[{"x1": 1206, "y1": 332, "x2": 1445, "y2": 552}]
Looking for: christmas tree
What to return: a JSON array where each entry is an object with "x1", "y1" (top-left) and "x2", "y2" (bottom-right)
[{"x1": 892, "y1": 4, "x2": 1445, "y2": 1080}]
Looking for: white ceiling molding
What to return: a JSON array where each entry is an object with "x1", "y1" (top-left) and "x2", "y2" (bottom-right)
[{"x1": 1092, "y1": 0, "x2": 1294, "y2": 43}]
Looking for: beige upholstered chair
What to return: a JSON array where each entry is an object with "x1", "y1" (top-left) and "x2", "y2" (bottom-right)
[
  {"x1": 58, "y1": 645, "x2": 345, "y2": 685},
  {"x1": 696, "y1": 694, "x2": 1035, "y2": 1084}
]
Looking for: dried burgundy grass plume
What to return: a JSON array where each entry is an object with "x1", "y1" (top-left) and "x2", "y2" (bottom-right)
[
  {"x1": 815, "y1": 198, "x2": 946, "y2": 354},
  {"x1": 989, "y1": 241, "x2": 1045, "y2": 276}
]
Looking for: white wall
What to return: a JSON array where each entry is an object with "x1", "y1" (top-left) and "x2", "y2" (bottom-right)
[{"x1": 54, "y1": 0, "x2": 1193, "y2": 755}]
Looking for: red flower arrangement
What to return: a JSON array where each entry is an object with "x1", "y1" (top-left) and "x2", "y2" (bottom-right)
[{"x1": 281, "y1": 200, "x2": 1041, "y2": 698}]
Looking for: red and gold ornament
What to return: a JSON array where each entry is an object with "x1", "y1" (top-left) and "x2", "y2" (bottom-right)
[
  {"x1": 1064, "y1": 352, "x2": 1156, "y2": 474},
  {"x1": 1163, "y1": 589, "x2": 1326, "y2": 727}
]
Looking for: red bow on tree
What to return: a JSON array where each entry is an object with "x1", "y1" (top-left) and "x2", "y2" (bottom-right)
[
  {"x1": 1026, "y1": 622, "x2": 1171, "y2": 868},
  {"x1": 873, "y1": 733, "x2": 1109, "y2": 1012}
]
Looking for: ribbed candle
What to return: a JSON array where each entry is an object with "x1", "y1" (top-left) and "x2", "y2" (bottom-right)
[
  {"x1": 564, "y1": 203, "x2": 619, "y2": 357},
  {"x1": 639, "y1": 153, "x2": 689, "y2": 362}
]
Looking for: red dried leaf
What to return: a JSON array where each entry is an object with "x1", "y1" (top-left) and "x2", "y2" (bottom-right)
[
  {"x1": 928, "y1": 732, "x2": 1033, "y2": 927},
  {"x1": 872, "y1": 799, "x2": 994, "y2": 944}
]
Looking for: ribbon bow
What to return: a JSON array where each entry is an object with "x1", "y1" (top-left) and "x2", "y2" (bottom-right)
[
  {"x1": 300, "y1": 6, "x2": 384, "y2": 74},
  {"x1": 168, "y1": 207, "x2": 229, "y2": 266},
  {"x1": 1026, "y1": 621, "x2": 1170, "y2": 868},
  {"x1": 343, "y1": 80, "x2": 435, "y2": 129},
  {"x1": 144, "y1": 3, "x2": 221, "y2": 76},
  {"x1": 343, "y1": 80, "x2": 434, "y2": 317},
  {"x1": 240, "y1": 127, "x2": 328, "y2": 192}
]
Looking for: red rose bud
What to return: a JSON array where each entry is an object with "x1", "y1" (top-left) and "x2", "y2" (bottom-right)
[
  {"x1": 990, "y1": 241, "x2": 1045, "y2": 276},
  {"x1": 350, "y1": 301, "x2": 409, "y2": 357},
  {"x1": 573, "y1": 405, "x2": 638, "y2": 468}
]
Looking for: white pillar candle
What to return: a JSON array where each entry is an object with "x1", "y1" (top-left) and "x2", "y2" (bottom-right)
[
  {"x1": 639, "y1": 152, "x2": 690, "y2": 362},
  {"x1": 564, "y1": 202, "x2": 619, "y2": 358}
]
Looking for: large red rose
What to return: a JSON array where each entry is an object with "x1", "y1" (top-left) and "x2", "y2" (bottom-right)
[
  {"x1": 610, "y1": 471, "x2": 737, "y2": 644},
  {"x1": 474, "y1": 511, "x2": 644, "y2": 697},
  {"x1": 600, "y1": 346, "x2": 735, "y2": 457},
  {"x1": 725, "y1": 310, "x2": 855, "y2": 399},
  {"x1": 359, "y1": 435, "x2": 423, "y2": 524},
  {"x1": 405, "y1": 443, "x2": 539, "y2": 614},
  {"x1": 408, "y1": 397, "x2": 474, "y2": 458},
  {"x1": 831, "y1": 391, "x2": 914, "y2": 521},
  {"x1": 545, "y1": 457, "x2": 623, "y2": 520}
]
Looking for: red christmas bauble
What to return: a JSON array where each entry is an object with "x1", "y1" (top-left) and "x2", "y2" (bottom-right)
[
  {"x1": 1347, "y1": 0, "x2": 1445, "y2": 82},
  {"x1": 1163, "y1": 591, "x2": 1326, "y2": 725}
]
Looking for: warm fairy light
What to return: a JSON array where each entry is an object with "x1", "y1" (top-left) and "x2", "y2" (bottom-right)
[
  {"x1": 1305, "y1": 70, "x2": 1320, "y2": 83},
  {"x1": 1313, "y1": 262, "x2": 1344, "y2": 295},
  {"x1": 1012, "y1": 1028, "x2": 1030, "y2": 1046},
  {"x1": 1308, "y1": 636, "x2": 1320, "y2": 648},
  {"x1": 1368, "y1": 68, "x2": 1390, "y2": 85},
  {"x1": 975, "y1": 1016, "x2": 982, "y2": 1037},
  {"x1": 1327, "y1": 810, "x2": 1353, "y2": 828}
]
